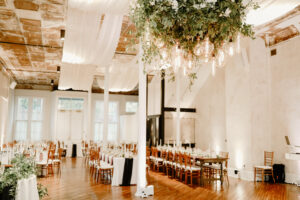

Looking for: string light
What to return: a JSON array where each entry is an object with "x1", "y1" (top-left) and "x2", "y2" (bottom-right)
[
  {"x1": 217, "y1": 50, "x2": 225, "y2": 67},
  {"x1": 212, "y1": 58, "x2": 216, "y2": 76}
]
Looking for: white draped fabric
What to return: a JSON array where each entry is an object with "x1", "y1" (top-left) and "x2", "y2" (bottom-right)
[
  {"x1": 59, "y1": 0, "x2": 129, "y2": 91},
  {"x1": 96, "y1": 56, "x2": 139, "y2": 92},
  {"x1": 59, "y1": 63, "x2": 96, "y2": 91},
  {"x1": 15, "y1": 175, "x2": 39, "y2": 200},
  {"x1": 246, "y1": 0, "x2": 300, "y2": 26}
]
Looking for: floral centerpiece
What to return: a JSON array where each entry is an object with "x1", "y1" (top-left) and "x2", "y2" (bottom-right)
[{"x1": 130, "y1": 0, "x2": 258, "y2": 84}]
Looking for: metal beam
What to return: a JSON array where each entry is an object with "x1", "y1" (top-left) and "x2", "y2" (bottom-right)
[{"x1": 164, "y1": 107, "x2": 196, "y2": 113}]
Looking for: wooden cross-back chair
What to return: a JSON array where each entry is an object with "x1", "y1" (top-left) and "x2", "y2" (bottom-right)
[
  {"x1": 184, "y1": 154, "x2": 201, "y2": 186},
  {"x1": 254, "y1": 151, "x2": 275, "y2": 183}
]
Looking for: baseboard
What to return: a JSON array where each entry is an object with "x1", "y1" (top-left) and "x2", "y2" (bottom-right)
[
  {"x1": 227, "y1": 168, "x2": 300, "y2": 185},
  {"x1": 285, "y1": 173, "x2": 300, "y2": 185},
  {"x1": 227, "y1": 168, "x2": 253, "y2": 181}
]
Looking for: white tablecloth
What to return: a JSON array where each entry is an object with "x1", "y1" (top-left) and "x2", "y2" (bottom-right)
[
  {"x1": 111, "y1": 157, "x2": 137, "y2": 186},
  {"x1": 15, "y1": 175, "x2": 39, "y2": 200},
  {"x1": 66, "y1": 142, "x2": 83, "y2": 157}
]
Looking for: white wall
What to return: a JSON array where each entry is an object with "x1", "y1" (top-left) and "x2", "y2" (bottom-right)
[
  {"x1": 155, "y1": 37, "x2": 300, "y2": 183},
  {"x1": 270, "y1": 37, "x2": 300, "y2": 184},
  {"x1": 0, "y1": 70, "x2": 10, "y2": 146}
]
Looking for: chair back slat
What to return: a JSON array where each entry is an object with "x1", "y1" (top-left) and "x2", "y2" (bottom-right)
[{"x1": 264, "y1": 151, "x2": 274, "y2": 166}]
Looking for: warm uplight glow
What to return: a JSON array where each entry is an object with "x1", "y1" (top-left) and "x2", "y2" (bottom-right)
[
  {"x1": 236, "y1": 150, "x2": 243, "y2": 169},
  {"x1": 215, "y1": 145, "x2": 220, "y2": 155}
]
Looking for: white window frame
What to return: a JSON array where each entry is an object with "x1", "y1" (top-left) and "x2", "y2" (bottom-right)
[
  {"x1": 94, "y1": 101, "x2": 119, "y2": 142},
  {"x1": 14, "y1": 96, "x2": 44, "y2": 141}
]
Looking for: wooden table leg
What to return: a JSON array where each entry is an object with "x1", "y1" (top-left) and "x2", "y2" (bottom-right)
[{"x1": 200, "y1": 162, "x2": 204, "y2": 186}]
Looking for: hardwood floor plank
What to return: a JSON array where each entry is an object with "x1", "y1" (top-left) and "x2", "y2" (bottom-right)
[{"x1": 38, "y1": 158, "x2": 300, "y2": 200}]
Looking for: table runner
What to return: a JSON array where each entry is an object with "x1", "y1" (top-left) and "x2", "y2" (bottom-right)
[
  {"x1": 72, "y1": 144, "x2": 77, "y2": 158},
  {"x1": 121, "y1": 158, "x2": 133, "y2": 186}
]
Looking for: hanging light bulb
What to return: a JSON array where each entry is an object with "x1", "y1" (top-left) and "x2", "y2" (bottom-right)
[
  {"x1": 204, "y1": 37, "x2": 213, "y2": 61},
  {"x1": 188, "y1": 60, "x2": 192, "y2": 69},
  {"x1": 227, "y1": 42, "x2": 234, "y2": 56},
  {"x1": 187, "y1": 54, "x2": 193, "y2": 69},
  {"x1": 183, "y1": 66, "x2": 187, "y2": 76},
  {"x1": 236, "y1": 34, "x2": 241, "y2": 53},
  {"x1": 144, "y1": 25, "x2": 151, "y2": 45},
  {"x1": 193, "y1": 37, "x2": 202, "y2": 56},
  {"x1": 211, "y1": 58, "x2": 216, "y2": 76},
  {"x1": 161, "y1": 49, "x2": 168, "y2": 60},
  {"x1": 155, "y1": 39, "x2": 165, "y2": 48},
  {"x1": 217, "y1": 50, "x2": 225, "y2": 67},
  {"x1": 174, "y1": 44, "x2": 181, "y2": 73}
]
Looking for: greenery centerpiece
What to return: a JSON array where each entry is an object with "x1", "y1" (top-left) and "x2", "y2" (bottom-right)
[
  {"x1": 130, "y1": 0, "x2": 258, "y2": 84},
  {"x1": 0, "y1": 154, "x2": 48, "y2": 199}
]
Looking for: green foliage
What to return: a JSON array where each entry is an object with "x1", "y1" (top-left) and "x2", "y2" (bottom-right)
[
  {"x1": 0, "y1": 154, "x2": 48, "y2": 199},
  {"x1": 130, "y1": 0, "x2": 258, "y2": 83}
]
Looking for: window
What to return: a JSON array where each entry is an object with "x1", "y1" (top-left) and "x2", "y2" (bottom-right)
[
  {"x1": 58, "y1": 97, "x2": 84, "y2": 110},
  {"x1": 126, "y1": 101, "x2": 138, "y2": 113},
  {"x1": 31, "y1": 98, "x2": 43, "y2": 141},
  {"x1": 15, "y1": 97, "x2": 29, "y2": 141},
  {"x1": 94, "y1": 101, "x2": 119, "y2": 142},
  {"x1": 15, "y1": 97, "x2": 44, "y2": 141}
]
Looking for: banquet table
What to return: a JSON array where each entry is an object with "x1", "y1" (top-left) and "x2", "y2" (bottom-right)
[
  {"x1": 100, "y1": 153, "x2": 137, "y2": 186},
  {"x1": 194, "y1": 157, "x2": 228, "y2": 185},
  {"x1": 15, "y1": 175, "x2": 39, "y2": 200}
]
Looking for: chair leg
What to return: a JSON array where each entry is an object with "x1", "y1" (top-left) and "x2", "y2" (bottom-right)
[
  {"x1": 254, "y1": 168, "x2": 256, "y2": 182},
  {"x1": 272, "y1": 170, "x2": 275, "y2": 183},
  {"x1": 262, "y1": 170, "x2": 264, "y2": 182},
  {"x1": 185, "y1": 172, "x2": 188, "y2": 184}
]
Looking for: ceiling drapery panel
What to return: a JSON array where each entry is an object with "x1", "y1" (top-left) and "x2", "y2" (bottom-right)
[
  {"x1": 59, "y1": 0, "x2": 129, "y2": 91},
  {"x1": 96, "y1": 55, "x2": 139, "y2": 92}
]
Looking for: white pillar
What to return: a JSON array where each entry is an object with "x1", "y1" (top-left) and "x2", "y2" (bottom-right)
[
  {"x1": 176, "y1": 71, "x2": 181, "y2": 147},
  {"x1": 103, "y1": 65, "x2": 110, "y2": 144},
  {"x1": 86, "y1": 89, "x2": 92, "y2": 141},
  {"x1": 135, "y1": 44, "x2": 147, "y2": 196}
]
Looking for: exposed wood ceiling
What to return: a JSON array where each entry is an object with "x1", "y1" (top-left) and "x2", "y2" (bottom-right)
[{"x1": 0, "y1": 1, "x2": 299, "y2": 91}]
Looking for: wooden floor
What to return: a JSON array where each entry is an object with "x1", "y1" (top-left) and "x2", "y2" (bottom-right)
[{"x1": 38, "y1": 158, "x2": 300, "y2": 200}]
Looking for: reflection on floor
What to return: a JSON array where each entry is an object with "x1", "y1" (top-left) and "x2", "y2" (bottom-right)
[{"x1": 38, "y1": 158, "x2": 300, "y2": 200}]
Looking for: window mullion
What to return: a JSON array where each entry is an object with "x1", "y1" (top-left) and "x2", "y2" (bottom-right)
[{"x1": 28, "y1": 97, "x2": 33, "y2": 141}]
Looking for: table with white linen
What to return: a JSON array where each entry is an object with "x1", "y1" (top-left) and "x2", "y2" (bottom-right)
[
  {"x1": 66, "y1": 141, "x2": 83, "y2": 157},
  {"x1": 15, "y1": 175, "x2": 39, "y2": 200},
  {"x1": 100, "y1": 153, "x2": 137, "y2": 186}
]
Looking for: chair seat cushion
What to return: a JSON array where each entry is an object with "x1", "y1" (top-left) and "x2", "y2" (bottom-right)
[
  {"x1": 185, "y1": 166, "x2": 201, "y2": 171},
  {"x1": 255, "y1": 165, "x2": 272, "y2": 169}
]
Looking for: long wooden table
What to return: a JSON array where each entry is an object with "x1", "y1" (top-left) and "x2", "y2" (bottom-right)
[{"x1": 195, "y1": 157, "x2": 228, "y2": 185}]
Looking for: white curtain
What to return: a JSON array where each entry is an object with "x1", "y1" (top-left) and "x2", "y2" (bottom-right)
[
  {"x1": 96, "y1": 56, "x2": 139, "y2": 92},
  {"x1": 59, "y1": 0, "x2": 130, "y2": 91}
]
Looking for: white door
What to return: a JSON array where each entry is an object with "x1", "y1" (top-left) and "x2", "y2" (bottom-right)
[
  {"x1": 70, "y1": 110, "x2": 83, "y2": 141},
  {"x1": 56, "y1": 110, "x2": 83, "y2": 142}
]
